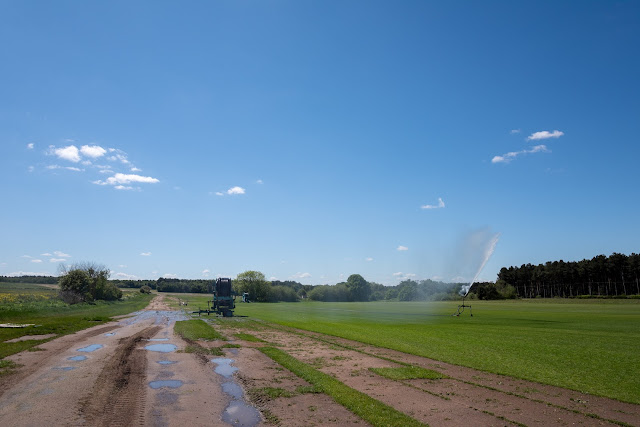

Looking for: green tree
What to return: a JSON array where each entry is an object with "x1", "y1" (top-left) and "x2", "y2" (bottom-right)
[
  {"x1": 58, "y1": 262, "x2": 122, "y2": 303},
  {"x1": 235, "y1": 270, "x2": 271, "y2": 302},
  {"x1": 346, "y1": 274, "x2": 371, "y2": 301}
]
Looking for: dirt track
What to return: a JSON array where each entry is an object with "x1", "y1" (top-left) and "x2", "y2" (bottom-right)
[{"x1": 0, "y1": 295, "x2": 638, "y2": 426}]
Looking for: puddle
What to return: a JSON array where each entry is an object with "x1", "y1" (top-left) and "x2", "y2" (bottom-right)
[
  {"x1": 145, "y1": 344, "x2": 177, "y2": 353},
  {"x1": 211, "y1": 358, "x2": 238, "y2": 378},
  {"x1": 157, "y1": 360, "x2": 177, "y2": 365},
  {"x1": 77, "y1": 344, "x2": 103, "y2": 352},
  {"x1": 53, "y1": 366, "x2": 76, "y2": 371},
  {"x1": 147, "y1": 338, "x2": 169, "y2": 341},
  {"x1": 222, "y1": 400, "x2": 261, "y2": 426},
  {"x1": 119, "y1": 310, "x2": 188, "y2": 326},
  {"x1": 68, "y1": 355, "x2": 87, "y2": 361},
  {"x1": 105, "y1": 332, "x2": 116, "y2": 336},
  {"x1": 222, "y1": 382, "x2": 243, "y2": 399},
  {"x1": 148, "y1": 380, "x2": 183, "y2": 389}
]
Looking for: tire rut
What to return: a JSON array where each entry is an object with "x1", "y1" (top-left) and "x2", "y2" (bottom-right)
[{"x1": 79, "y1": 325, "x2": 161, "y2": 426}]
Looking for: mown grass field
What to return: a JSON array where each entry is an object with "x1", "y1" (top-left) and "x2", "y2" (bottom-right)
[
  {"x1": 0, "y1": 283, "x2": 153, "y2": 361},
  {"x1": 170, "y1": 293, "x2": 640, "y2": 404}
]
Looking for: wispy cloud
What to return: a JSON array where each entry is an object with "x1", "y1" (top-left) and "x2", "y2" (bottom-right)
[
  {"x1": 46, "y1": 165, "x2": 84, "y2": 172},
  {"x1": 8, "y1": 271, "x2": 53, "y2": 277},
  {"x1": 31, "y1": 259, "x2": 43, "y2": 263},
  {"x1": 49, "y1": 258, "x2": 66, "y2": 262},
  {"x1": 291, "y1": 272, "x2": 311, "y2": 280},
  {"x1": 93, "y1": 173, "x2": 159, "y2": 189},
  {"x1": 397, "y1": 245, "x2": 409, "y2": 251},
  {"x1": 27, "y1": 143, "x2": 34, "y2": 149},
  {"x1": 115, "y1": 272, "x2": 138, "y2": 280},
  {"x1": 392, "y1": 272, "x2": 404, "y2": 277},
  {"x1": 510, "y1": 129, "x2": 521, "y2": 134},
  {"x1": 54, "y1": 251, "x2": 71, "y2": 258},
  {"x1": 256, "y1": 179, "x2": 263, "y2": 184},
  {"x1": 80, "y1": 145, "x2": 107, "y2": 158},
  {"x1": 202, "y1": 269, "x2": 210, "y2": 277},
  {"x1": 51, "y1": 145, "x2": 81, "y2": 162},
  {"x1": 492, "y1": 144, "x2": 549, "y2": 164},
  {"x1": 41, "y1": 253, "x2": 52, "y2": 257},
  {"x1": 163, "y1": 273, "x2": 178, "y2": 279},
  {"x1": 365, "y1": 257, "x2": 373, "y2": 262},
  {"x1": 421, "y1": 197, "x2": 445, "y2": 210},
  {"x1": 140, "y1": 252, "x2": 152, "y2": 256},
  {"x1": 527, "y1": 130, "x2": 564, "y2": 141}
]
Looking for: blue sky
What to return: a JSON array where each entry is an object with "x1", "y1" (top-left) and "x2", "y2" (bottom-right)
[{"x1": 2, "y1": 1, "x2": 639, "y2": 285}]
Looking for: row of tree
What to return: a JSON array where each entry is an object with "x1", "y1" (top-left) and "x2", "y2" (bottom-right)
[{"x1": 497, "y1": 253, "x2": 640, "y2": 298}]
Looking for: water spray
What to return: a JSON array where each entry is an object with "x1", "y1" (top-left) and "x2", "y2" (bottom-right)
[{"x1": 453, "y1": 232, "x2": 500, "y2": 317}]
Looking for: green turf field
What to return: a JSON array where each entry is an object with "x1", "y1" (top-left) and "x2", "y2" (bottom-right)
[{"x1": 195, "y1": 298, "x2": 640, "y2": 404}]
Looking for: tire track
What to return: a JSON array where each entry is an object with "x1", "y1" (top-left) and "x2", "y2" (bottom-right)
[{"x1": 79, "y1": 326, "x2": 161, "y2": 426}]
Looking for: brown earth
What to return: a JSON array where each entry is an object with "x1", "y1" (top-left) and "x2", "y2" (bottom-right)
[{"x1": 1, "y1": 295, "x2": 638, "y2": 426}]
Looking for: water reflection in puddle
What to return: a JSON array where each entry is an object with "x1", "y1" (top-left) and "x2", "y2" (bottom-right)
[
  {"x1": 77, "y1": 344, "x2": 103, "y2": 352},
  {"x1": 223, "y1": 400, "x2": 261, "y2": 426},
  {"x1": 105, "y1": 333, "x2": 116, "y2": 336},
  {"x1": 145, "y1": 344, "x2": 177, "y2": 353},
  {"x1": 53, "y1": 366, "x2": 76, "y2": 371},
  {"x1": 211, "y1": 358, "x2": 238, "y2": 378},
  {"x1": 147, "y1": 338, "x2": 169, "y2": 341},
  {"x1": 148, "y1": 380, "x2": 183, "y2": 389},
  {"x1": 222, "y1": 382, "x2": 243, "y2": 399},
  {"x1": 157, "y1": 360, "x2": 177, "y2": 365},
  {"x1": 68, "y1": 355, "x2": 87, "y2": 361}
]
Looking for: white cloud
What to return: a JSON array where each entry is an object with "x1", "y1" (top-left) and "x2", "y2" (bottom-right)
[
  {"x1": 107, "y1": 150, "x2": 131, "y2": 165},
  {"x1": 80, "y1": 145, "x2": 107, "y2": 158},
  {"x1": 291, "y1": 272, "x2": 312, "y2": 280},
  {"x1": 393, "y1": 272, "x2": 404, "y2": 277},
  {"x1": 115, "y1": 272, "x2": 138, "y2": 280},
  {"x1": 421, "y1": 197, "x2": 445, "y2": 210},
  {"x1": 256, "y1": 179, "x2": 263, "y2": 184},
  {"x1": 114, "y1": 185, "x2": 137, "y2": 191},
  {"x1": 8, "y1": 271, "x2": 53, "y2": 277},
  {"x1": 397, "y1": 245, "x2": 409, "y2": 251},
  {"x1": 492, "y1": 144, "x2": 549, "y2": 164},
  {"x1": 227, "y1": 186, "x2": 245, "y2": 195},
  {"x1": 215, "y1": 192, "x2": 224, "y2": 196},
  {"x1": 140, "y1": 252, "x2": 152, "y2": 256},
  {"x1": 510, "y1": 129, "x2": 521, "y2": 134},
  {"x1": 527, "y1": 130, "x2": 564, "y2": 141},
  {"x1": 365, "y1": 257, "x2": 373, "y2": 262},
  {"x1": 21, "y1": 255, "x2": 32, "y2": 258},
  {"x1": 163, "y1": 273, "x2": 178, "y2": 279},
  {"x1": 28, "y1": 166, "x2": 34, "y2": 172},
  {"x1": 53, "y1": 145, "x2": 81, "y2": 162},
  {"x1": 269, "y1": 276, "x2": 278, "y2": 281},
  {"x1": 27, "y1": 143, "x2": 34, "y2": 149},
  {"x1": 54, "y1": 251, "x2": 71, "y2": 258},
  {"x1": 118, "y1": 264, "x2": 127, "y2": 268},
  {"x1": 31, "y1": 259, "x2": 43, "y2": 263},
  {"x1": 202, "y1": 269, "x2": 210, "y2": 277},
  {"x1": 94, "y1": 173, "x2": 159, "y2": 187},
  {"x1": 46, "y1": 165, "x2": 84, "y2": 172},
  {"x1": 130, "y1": 167, "x2": 141, "y2": 172},
  {"x1": 49, "y1": 258, "x2": 66, "y2": 262},
  {"x1": 41, "y1": 253, "x2": 52, "y2": 256}
]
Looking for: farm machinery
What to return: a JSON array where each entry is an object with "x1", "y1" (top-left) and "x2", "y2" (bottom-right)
[{"x1": 195, "y1": 278, "x2": 236, "y2": 317}]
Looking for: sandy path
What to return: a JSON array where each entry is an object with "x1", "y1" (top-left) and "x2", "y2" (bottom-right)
[{"x1": 0, "y1": 295, "x2": 230, "y2": 426}]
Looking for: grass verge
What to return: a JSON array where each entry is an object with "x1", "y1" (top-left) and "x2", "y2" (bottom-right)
[
  {"x1": 370, "y1": 366, "x2": 448, "y2": 380},
  {"x1": 182, "y1": 344, "x2": 224, "y2": 356},
  {"x1": 174, "y1": 319, "x2": 225, "y2": 341},
  {"x1": 234, "y1": 332, "x2": 266, "y2": 342},
  {"x1": 258, "y1": 346, "x2": 426, "y2": 427}
]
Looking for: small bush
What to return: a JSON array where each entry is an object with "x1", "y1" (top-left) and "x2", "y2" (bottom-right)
[{"x1": 140, "y1": 285, "x2": 152, "y2": 294}]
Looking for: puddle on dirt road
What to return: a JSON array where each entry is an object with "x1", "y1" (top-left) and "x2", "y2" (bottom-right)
[
  {"x1": 157, "y1": 360, "x2": 177, "y2": 365},
  {"x1": 147, "y1": 338, "x2": 169, "y2": 341},
  {"x1": 212, "y1": 358, "x2": 260, "y2": 427},
  {"x1": 211, "y1": 358, "x2": 238, "y2": 378},
  {"x1": 105, "y1": 332, "x2": 116, "y2": 336},
  {"x1": 148, "y1": 380, "x2": 183, "y2": 389},
  {"x1": 119, "y1": 310, "x2": 188, "y2": 326},
  {"x1": 53, "y1": 366, "x2": 76, "y2": 371},
  {"x1": 145, "y1": 343, "x2": 177, "y2": 353},
  {"x1": 77, "y1": 344, "x2": 103, "y2": 352},
  {"x1": 68, "y1": 355, "x2": 87, "y2": 361}
]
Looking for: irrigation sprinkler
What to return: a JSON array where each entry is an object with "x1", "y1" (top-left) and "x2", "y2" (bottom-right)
[{"x1": 452, "y1": 291, "x2": 473, "y2": 317}]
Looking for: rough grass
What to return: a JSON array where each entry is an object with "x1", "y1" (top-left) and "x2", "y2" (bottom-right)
[
  {"x1": 182, "y1": 344, "x2": 224, "y2": 356},
  {"x1": 0, "y1": 286, "x2": 153, "y2": 359},
  {"x1": 259, "y1": 346, "x2": 426, "y2": 427},
  {"x1": 370, "y1": 366, "x2": 448, "y2": 380},
  {"x1": 234, "y1": 332, "x2": 266, "y2": 342},
  {"x1": 173, "y1": 319, "x2": 225, "y2": 341},
  {"x1": 236, "y1": 299, "x2": 640, "y2": 404}
]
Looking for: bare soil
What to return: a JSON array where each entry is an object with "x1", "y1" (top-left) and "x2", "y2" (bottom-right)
[{"x1": 1, "y1": 296, "x2": 638, "y2": 426}]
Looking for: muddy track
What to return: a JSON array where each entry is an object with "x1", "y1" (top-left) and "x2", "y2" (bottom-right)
[
  {"x1": 80, "y1": 326, "x2": 161, "y2": 427},
  {"x1": 0, "y1": 324, "x2": 119, "y2": 399}
]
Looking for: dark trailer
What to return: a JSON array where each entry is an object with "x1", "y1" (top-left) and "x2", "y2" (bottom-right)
[{"x1": 195, "y1": 278, "x2": 236, "y2": 317}]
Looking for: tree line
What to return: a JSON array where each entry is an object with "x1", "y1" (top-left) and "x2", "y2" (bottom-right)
[{"x1": 497, "y1": 252, "x2": 640, "y2": 298}]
